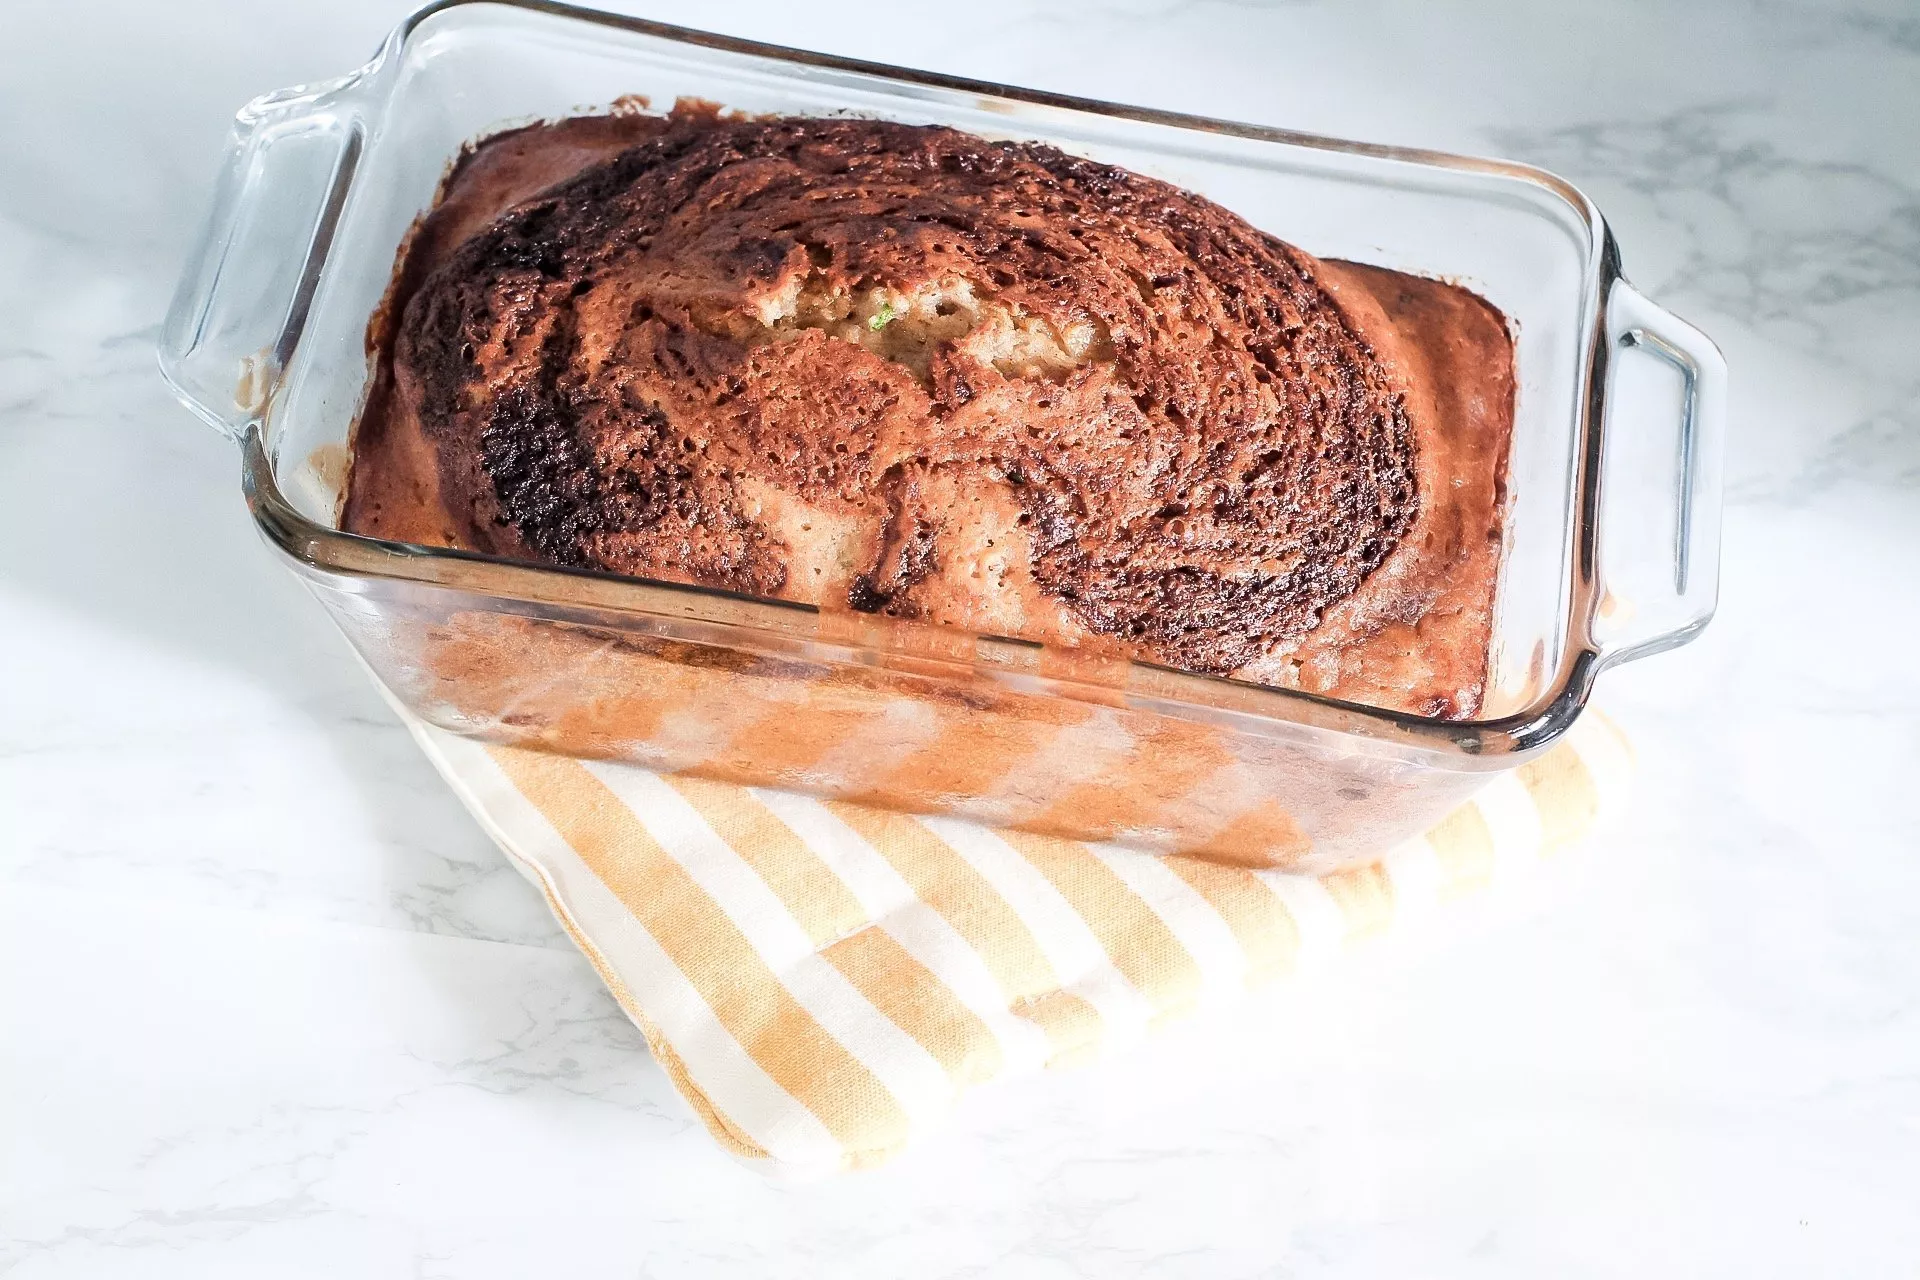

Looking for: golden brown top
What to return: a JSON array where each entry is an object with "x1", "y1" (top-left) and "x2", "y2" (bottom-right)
[{"x1": 349, "y1": 107, "x2": 1513, "y2": 716}]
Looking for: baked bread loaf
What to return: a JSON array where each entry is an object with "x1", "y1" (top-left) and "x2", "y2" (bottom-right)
[{"x1": 346, "y1": 106, "x2": 1514, "y2": 717}]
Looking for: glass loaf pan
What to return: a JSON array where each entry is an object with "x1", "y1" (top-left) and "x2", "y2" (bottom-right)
[{"x1": 161, "y1": 0, "x2": 1726, "y2": 873}]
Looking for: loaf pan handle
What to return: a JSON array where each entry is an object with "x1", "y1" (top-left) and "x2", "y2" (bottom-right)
[
  {"x1": 159, "y1": 76, "x2": 366, "y2": 440},
  {"x1": 1590, "y1": 278, "x2": 1728, "y2": 665}
]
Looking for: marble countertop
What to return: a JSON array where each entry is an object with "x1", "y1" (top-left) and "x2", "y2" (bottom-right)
[{"x1": 5, "y1": 0, "x2": 1917, "y2": 1273}]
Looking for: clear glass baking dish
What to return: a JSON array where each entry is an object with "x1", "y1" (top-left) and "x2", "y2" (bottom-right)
[{"x1": 160, "y1": 0, "x2": 1725, "y2": 873}]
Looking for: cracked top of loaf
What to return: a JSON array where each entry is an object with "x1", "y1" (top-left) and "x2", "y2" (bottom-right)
[{"x1": 346, "y1": 105, "x2": 1514, "y2": 717}]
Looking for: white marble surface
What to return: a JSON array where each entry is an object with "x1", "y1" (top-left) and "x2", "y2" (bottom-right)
[{"x1": 4, "y1": 0, "x2": 1918, "y2": 1273}]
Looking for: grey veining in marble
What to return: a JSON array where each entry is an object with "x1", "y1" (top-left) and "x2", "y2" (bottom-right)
[{"x1": 4, "y1": 0, "x2": 1917, "y2": 1274}]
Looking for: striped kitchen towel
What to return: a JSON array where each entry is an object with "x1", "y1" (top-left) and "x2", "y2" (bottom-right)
[{"x1": 402, "y1": 710, "x2": 1632, "y2": 1178}]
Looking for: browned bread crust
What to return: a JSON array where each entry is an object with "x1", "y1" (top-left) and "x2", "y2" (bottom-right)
[{"x1": 346, "y1": 107, "x2": 1512, "y2": 717}]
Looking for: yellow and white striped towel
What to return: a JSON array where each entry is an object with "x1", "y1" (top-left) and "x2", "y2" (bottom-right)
[{"x1": 403, "y1": 710, "x2": 1632, "y2": 1178}]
